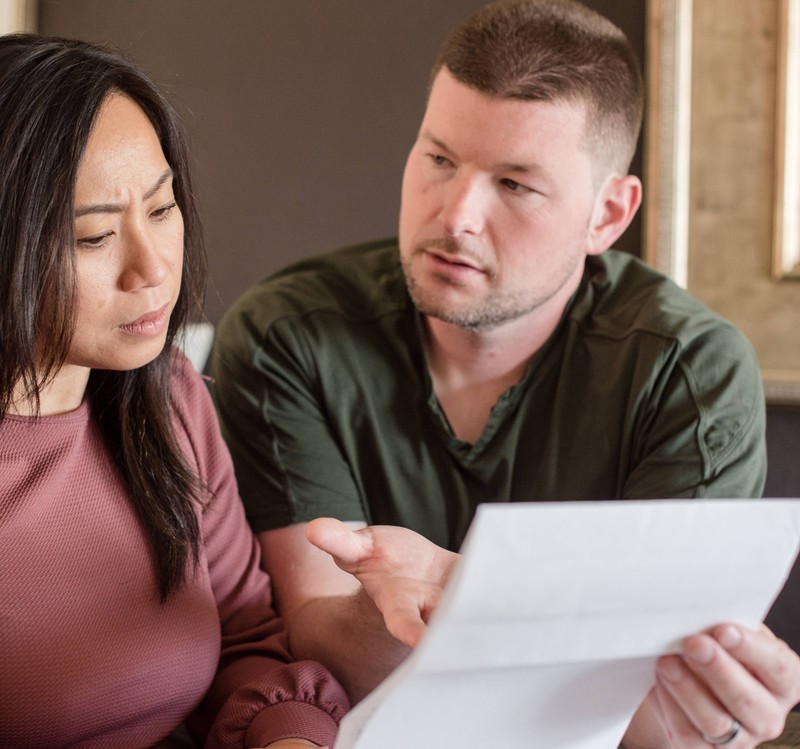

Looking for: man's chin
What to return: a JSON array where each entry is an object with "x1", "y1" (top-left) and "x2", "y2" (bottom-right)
[{"x1": 412, "y1": 298, "x2": 506, "y2": 332}]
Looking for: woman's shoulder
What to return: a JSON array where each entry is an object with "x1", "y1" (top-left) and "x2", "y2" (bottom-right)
[{"x1": 167, "y1": 348, "x2": 224, "y2": 482}]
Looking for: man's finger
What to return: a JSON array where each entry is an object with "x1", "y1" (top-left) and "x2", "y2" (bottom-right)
[
  {"x1": 681, "y1": 630, "x2": 785, "y2": 742},
  {"x1": 710, "y1": 624, "x2": 800, "y2": 704},
  {"x1": 382, "y1": 604, "x2": 428, "y2": 648},
  {"x1": 305, "y1": 517, "x2": 372, "y2": 568}
]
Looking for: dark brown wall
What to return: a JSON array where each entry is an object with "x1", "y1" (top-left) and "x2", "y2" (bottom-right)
[{"x1": 38, "y1": 0, "x2": 644, "y2": 324}]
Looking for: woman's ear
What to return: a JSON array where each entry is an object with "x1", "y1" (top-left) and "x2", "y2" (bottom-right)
[{"x1": 586, "y1": 174, "x2": 642, "y2": 256}]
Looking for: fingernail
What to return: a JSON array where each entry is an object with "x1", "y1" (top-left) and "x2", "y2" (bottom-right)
[
  {"x1": 685, "y1": 636, "x2": 715, "y2": 665},
  {"x1": 716, "y1": 624, "x2": 742, "y2": 650},
  {"x1": 657, "y1": 657, "x2": 684, "y2": 682}
]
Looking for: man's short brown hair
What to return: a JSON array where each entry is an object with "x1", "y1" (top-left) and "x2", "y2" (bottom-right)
[{"x1": 432, "y1": 0, "x2": 644, "y2": 177}]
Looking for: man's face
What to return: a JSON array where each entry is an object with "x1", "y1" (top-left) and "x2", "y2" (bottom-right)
[{"x1": 398, "y1": 68, "x2": 606, "y2": 331}]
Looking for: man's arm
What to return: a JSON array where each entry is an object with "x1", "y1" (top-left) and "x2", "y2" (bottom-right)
[
  {"x1": 258, "y1": 523, "x2": 412, "y2": 704},
  {"x1": 213, "y1": 287, "x2": 414, "y2": 702}
]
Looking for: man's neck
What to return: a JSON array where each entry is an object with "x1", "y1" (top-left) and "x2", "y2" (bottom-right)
[{"x1": 424, "y1": 302, "x2": 565, "y2": 445}]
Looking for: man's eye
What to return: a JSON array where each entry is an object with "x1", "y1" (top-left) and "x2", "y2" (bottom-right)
[
  {"x1": 429, "y1": 154, "x2": 452, "y2": 167},
  {"x1": 500, "y1": 178, "x2": 531, "y2": 193}
]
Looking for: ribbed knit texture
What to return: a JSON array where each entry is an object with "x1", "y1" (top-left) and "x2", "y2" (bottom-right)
[{"x1": 0, "y1": 353, "x2": 348, "y2": 748}]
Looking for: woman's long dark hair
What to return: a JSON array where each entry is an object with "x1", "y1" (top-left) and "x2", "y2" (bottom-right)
[{"x1": 0, "y1": 34, "x2": 208, "y2": 599}]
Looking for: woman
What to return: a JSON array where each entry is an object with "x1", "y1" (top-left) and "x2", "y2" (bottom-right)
[{"x1": 0, "y1": 34, "x2": 347, "y2": 748}]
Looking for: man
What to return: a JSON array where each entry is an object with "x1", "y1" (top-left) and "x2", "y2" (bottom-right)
[{"x1": 213, "y1": 0, "x2": 799, "y2": 746}]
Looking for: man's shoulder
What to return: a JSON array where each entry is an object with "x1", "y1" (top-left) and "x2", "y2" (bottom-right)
[
  {"x1": 219, "y1": 238, "x2": 406, "y2": 332},
  {"x1": 577, "y1": 250, "x2": 749, "y2": 351},
  {"x1": 572, "y1": 251, "x2": 762, "y2": 406}
]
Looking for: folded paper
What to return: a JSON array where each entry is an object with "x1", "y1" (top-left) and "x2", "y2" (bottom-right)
[{"x1": 335, "y1": 499, "x2": 800, "y2": 749}]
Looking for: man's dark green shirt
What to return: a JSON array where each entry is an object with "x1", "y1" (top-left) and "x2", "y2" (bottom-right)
[{"x1": 212, "y1": 240, "x2": 766, "y2": 551}]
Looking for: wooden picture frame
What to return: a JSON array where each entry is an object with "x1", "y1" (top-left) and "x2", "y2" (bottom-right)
[
  {"x1": 643, "y1": 0, "x2": 693, "y2": 288},
  {"x1": 774, "y1": 0, "x2": 800, "y2": 281},
  {"x1": 0, "y1": 0, "x2": 36, "y2": 34}
]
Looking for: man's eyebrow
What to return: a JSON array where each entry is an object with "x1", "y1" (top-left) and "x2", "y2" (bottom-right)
[
  {"x1": 422, "y1": 130, "x2": 546, "y2": 176},
  {"x1": 422, "y1": 131, "x2": 455, "y2": 158},
  {"x1": 74, "y1": 168, "x2": 174, "y2": 218}
]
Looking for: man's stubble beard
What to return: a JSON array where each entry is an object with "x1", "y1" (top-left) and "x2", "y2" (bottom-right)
[{"x1": 401, "y1": 251, "x2": 549, "y2": 332}]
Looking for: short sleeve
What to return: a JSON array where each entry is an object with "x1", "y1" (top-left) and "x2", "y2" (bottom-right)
[
  {"x1": 212, "y1": 295, "x2": 368, "y2": 532},
  {"x1": 622, "y1": 320, "x2": 766, "y2": 500}
]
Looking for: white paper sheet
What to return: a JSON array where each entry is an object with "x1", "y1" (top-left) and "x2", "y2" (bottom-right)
[{"x1": 335, "y1": 499, "x2": 800, "y2": 749}]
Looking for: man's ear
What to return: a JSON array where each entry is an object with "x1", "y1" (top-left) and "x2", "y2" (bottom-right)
[{"x1": 586, "y1": 174, "x2": 642, "y2": 256}]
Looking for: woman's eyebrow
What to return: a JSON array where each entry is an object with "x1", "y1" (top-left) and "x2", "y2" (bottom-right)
[{"x1": 74, "y1": 168, "x2": 174, "y2": 218}]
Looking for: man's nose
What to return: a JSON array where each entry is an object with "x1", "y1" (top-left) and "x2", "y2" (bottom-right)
[{"x1": 438, "y1": 174, "x2": 488, "y2": 237}]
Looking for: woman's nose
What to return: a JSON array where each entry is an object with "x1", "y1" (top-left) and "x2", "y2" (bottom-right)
[{"x1": 119, "y1": 229, "x2": 169, "y2": 292}]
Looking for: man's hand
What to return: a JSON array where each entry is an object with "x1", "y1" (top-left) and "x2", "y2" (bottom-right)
[
  {"x1": 626, "y1": 623, "x2": 800, "y2": 748},
  {"x1": 305, "y1": 518, "x2": 460, "y2": 647}
]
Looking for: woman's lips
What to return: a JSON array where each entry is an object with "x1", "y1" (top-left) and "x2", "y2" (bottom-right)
[{"x1": 118, "y1": 303, "x2": 170, "y2": 337}]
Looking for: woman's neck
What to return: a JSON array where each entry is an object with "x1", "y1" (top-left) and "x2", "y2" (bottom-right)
[{"x1": 10, "y1": 364, "x2": 91, "y2": 416}]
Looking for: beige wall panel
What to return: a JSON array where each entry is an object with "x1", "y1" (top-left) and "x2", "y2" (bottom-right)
[{"x1": 688, "y1": 0, "x2": 800, "y2": 401}]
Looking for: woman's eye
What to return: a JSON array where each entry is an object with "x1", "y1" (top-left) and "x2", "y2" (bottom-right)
[
  {"x1": 77, "y1": 232, "x2": 112, "y2": 249},
  {"x1": 151, "y1": 200, "x2": 177, "y2": 221}
]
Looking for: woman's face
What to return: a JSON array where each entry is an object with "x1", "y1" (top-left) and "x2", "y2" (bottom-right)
[{"x1": 68, "y1": 93, "x2": 184, "y2": 374}]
